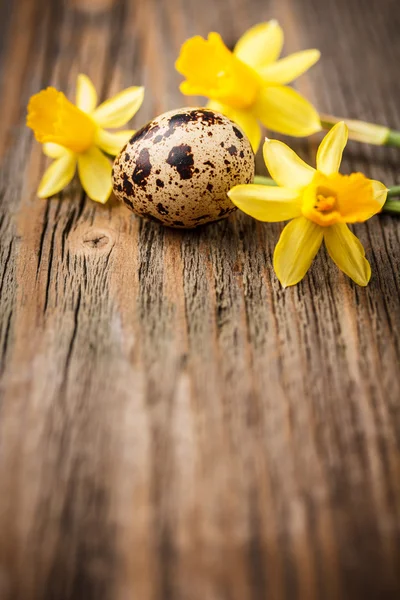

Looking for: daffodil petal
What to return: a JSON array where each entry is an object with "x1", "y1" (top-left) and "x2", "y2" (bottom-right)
[
  {"x1": 370, "y1": 179, "x2": 388, "y2": 208},
  {"x1": 234, "y1": 20, "x2": 284, "y2": 68},
  {"x1": 258, "y1": 49, "x2": 320, "y2": 84},
  {"x1": 43, "y1": 142, "x2": 68, "y2": 158},
  {"x1": 95, "y1": 129, "x2": 135, "y2": 156},
  {"x1": 180, "y1": 81, "x2": 205, "y2": 96},
  {"x1": 92, "y1": 86, "x2": 144, "y2": 128},
  {"x1": 37, "y1": 153, "x2": 76, "y2": 198},
  {"x1": 206, "y1": 99, "x2": 228, "y2": 113},
  {"x1": 77, "y1": 146, "x2": 112, "y2": 204},
  {"x1": 228, "y1": 184, "x2": 301, "y2": 221},
  {"x1": 254, "y1": 85, "x2": 321, "y2": 137},
  {"x1": 263, "y1": 138, "x2": 315, "y2": 189},
  {"x1": 324, "y1": 223, "x2": 371, "y2": 286},
  {"x1": 76, "y1": 74, "x2": 98, "y2": 113},
  {"x1": 207, "y1": 100, "x2": 260, "y2": 152},
  {"x1": 316, "y1": 122, "x2": 348, "y2": 175},
  {"x1": 229, "y1": 110, "x2": 260, "y2": 153},
  {"x1": 273, "y1": 216, "x2": 323, "y2": 287}
]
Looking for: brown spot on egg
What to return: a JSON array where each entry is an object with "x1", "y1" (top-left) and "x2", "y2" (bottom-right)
[
  {"x1": 194, "y1": 109, "x2": 224, "y2": 125},
  {"x1": 157, "y1": 203, "x2": 168, "y2": 215},
  {"x1": 123, "y1": 196, "x2": 134, "y2": 209},
  {"x1": 122, "y1": 173, "x2": 133, "y2": 196},
  {"x1": 166, "y1": 144, "x2": 194, "y2": 180},
  {"x1": 132, "y1": 148, "x2": 152, "y2": 188},
  {"x1": 232, "y1": 126, "x2": 243, "y2": 139},
  {"x1": 130, "y1": 122, "x2": 161, "y2": 144}
]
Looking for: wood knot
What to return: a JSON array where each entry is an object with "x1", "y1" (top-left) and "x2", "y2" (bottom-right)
[{"x1": 82, "y1": 229, "x2": 114, "y2": 251}]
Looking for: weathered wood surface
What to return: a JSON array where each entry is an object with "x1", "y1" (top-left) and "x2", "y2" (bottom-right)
[{"x1": 0, "y1": 0, "x2": 400, "y2": 598}]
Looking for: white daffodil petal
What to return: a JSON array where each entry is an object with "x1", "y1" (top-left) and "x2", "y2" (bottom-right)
[
  {"x1": 273, "y1": 216, "x2": 323, "y2": 287},
  {"x1": 263, "y1": 139, "x2": 315, "y2": 189},
  {"x1": 38, "y1": 153, "x2": 76, "y2": 198},
  {"x1": 76, "y1": 74, "x2": 98, "y2": 113},
  {"x1": 92, "y1": 86, "x2": 144, "y2": 128},
  {"x1": 43, "y1": 142, "x2": 68, "y2": 158},
  {"x1": 234, "y1": 20, "x2": 284, "y2": 68},
  {"x1": 228, "y1": 184, "x2": 301, "y2": 221},
  {"x1": 96, "y1": 129, "x2": 135, "y2": 156},
  {"x1": 77, "y1": 146, "x2": 112, "y2": 204},
  {"x1": 259, "y1": 49, "x2": 321, "y2": 84},
  {"x1": 254, "y1": 85, "x2": 322, "y2": 137},
  {"x1": 316, "y1": 122, "x2": 348, "y2": 175},
  {"x1": 324, "y1": 223, "x2": 371, "y2": 286}
]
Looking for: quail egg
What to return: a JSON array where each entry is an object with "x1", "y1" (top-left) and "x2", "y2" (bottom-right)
[{"x1": 112, "y1": 107, "x2": 254, "y2": 228}]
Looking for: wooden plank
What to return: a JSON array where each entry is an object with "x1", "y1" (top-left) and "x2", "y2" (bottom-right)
[{"x1": 0, "y1": 0, "x2": 399, "y2": 598}]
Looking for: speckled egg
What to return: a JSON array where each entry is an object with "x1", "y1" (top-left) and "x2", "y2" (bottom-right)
[{"x1": 112, "y1": 108, "x2": 255, "y2": 228}]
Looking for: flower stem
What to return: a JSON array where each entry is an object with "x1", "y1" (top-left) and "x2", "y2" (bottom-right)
[
  {"x1": 387, "y1": 185, "x2": 400, "y2": 199},
  {"x1": 386, "y1": 130, "x2": 400, "y2": 148},
  {"x1": 319, "y1": 113, "x2": 400, "y2": 147},
  {"x1": 253, "y1": 175, "x2": 277, "y2": 186},
  {"x1": 254, "y1": 175, "x2": 400, "y2": 216},
  {"x1": 383, "y1": 200, "x2": 400, "y2": 215}
]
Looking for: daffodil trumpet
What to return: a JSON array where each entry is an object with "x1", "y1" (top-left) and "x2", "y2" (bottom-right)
[
  {"x1": 320, "y1": 114, "x2": 400, "y2": 148},
  {"x1": 175, "y1": 21, "x2": 322, "y2": 153},
  {"x1": 228, "y1": 122, "x2": 389, "y2": 287},
  {"x1": 254, "y1": 175, "x2": 400, "y2": 214},
  {"x1": 27, "y1": 74, "x2": 144, "y2": 203}
]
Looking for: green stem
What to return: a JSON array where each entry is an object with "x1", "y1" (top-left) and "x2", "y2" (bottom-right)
[
  {"x1": 386, "y1": 130, "x2": 400, "y2": 148},
  {"x1": 253, "y1": 175, "x2": 277, "y2": 186},
  {"x1": 387, "y1": 185, "x2": 400, "y2": 199},
  {"x1": 254, "y1": 175, "x2": 400, "y2": 216},
  {"x1": 319, "y1": 118, "x2": 336, "y2": 132},
  {"x1": 383, "y1": 200, "x2": 400, "y2": 215}
]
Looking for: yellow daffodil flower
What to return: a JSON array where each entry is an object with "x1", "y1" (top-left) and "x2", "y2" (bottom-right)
[
  {"x1": 175, "y1": 21, "x2": 321, "y2": 152},
  {"x1": 27, "y1": 74, "x2": 144, "y2": 203},
  {"x1": 228, "y1": 122, "x2": 388, "y2": 287}
]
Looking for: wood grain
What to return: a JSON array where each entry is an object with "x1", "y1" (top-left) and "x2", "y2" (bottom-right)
[{"x1": 0, "y1": 0, "x2": 400, "y2": 598}]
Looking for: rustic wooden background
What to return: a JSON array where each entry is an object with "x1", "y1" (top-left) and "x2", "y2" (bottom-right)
[{"x1": 1, "y1": 0, "x2": 400, "y2": 598}]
